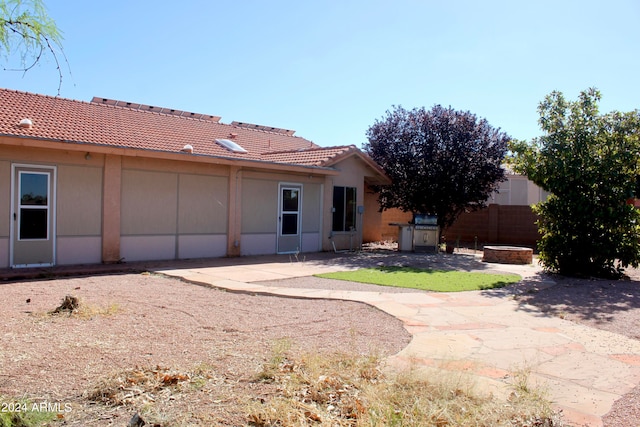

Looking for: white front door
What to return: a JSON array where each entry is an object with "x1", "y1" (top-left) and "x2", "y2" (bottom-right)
[
  {"x1": 11, "y1": 165, "x2": 56, "y2": 267},
  {"x1": 277, "y1": 184, "x2": 302, "y2": 254}
]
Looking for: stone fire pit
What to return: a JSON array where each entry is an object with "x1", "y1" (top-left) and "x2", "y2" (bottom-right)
[{"x1": 483, "y1": 246, "x2": 533, "y2": 265}]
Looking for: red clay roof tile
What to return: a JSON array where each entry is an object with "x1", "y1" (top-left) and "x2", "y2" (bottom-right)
[
  {"x1": 0, "y1": 89, "x2": 386, "y2": 180},
  {"x1": 0, "y1": 89, "x2": 312, "y2": 160},
  {"x1": 261, "y1": 146, "x2": 357, "y2": 166}
]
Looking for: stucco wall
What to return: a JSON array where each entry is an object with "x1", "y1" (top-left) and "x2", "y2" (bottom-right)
[
  {"x1": 241, "y1": 176, "x2": 323, "y2": 255},
  {"x1": 241, "y1": 178, "x2": 278, "y2": 234},
  {"x1": 56, "y1": 164, "x2": 103, "y2": 265},
  {"x1": 177, "y1": 174, "x2": 228, "y2": 234},
  {"x1": 0, "y1": 146, "x2": 105, "y2": 267},
  {"x1": 362, "y1": 184, "x2": 383, "y2": 243},
  {"x1": 0, "y1": 160, "x2": 9, "y2": 267},
  {"x1": 0, "y1": 140, "x2": 379, "y2": 264},
  {"x1": 57, "y1": 165, "x2": 103, "y2": 236},
  {"x1": 240, "y1": 178, "x2": 277, "y2": 255},
  {"x1": 0, "y1": 160, "x2": 10, "y2": 239},
  {"x1": 302, "y1": 183, "x2": 321, "y2": 233},
  {"x1": 120, "y1": 165, "x2": 230, "y2": 262},
  {"x1": 491, "y1": 174, "x2": 549, "y2": 206},
  {"x1": 121, "y1": 169, "x2": 179, "y2": 235},
  {"x1": 324, "y1": 156, "x2": 369, "y2": 251}
]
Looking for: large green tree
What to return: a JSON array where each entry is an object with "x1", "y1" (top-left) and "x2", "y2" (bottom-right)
[
  {"x1": 1, "y1": 0, "x2": 66, "y2": 92},
  {"x1": 364, "y1": 105, "x2": 509, "y2": 229},
  {"x1": 509, "y1": 88, "x2": 640, "y2": 278}
]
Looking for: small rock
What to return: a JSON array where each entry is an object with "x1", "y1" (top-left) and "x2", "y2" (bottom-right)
[{"x1": 127, "y1": 412, "x2": 146, "y2": 427}]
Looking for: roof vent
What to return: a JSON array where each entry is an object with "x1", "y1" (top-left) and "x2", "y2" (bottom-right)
[
  {"x1": 231, "y1": 121, "x2": 295, "y2": 136},
  {"x1": 18, "y1": 118, "x2": 33, "y2": 129},
  {"x1": 181, "y1": 144, "x2": 194, "y2": 154},
  {"x1": 90, "y1": 97, "x2": 221, "y2": 122},
  {"x1": 215, "y1": 138, "x2": 247, "y2": 153}
]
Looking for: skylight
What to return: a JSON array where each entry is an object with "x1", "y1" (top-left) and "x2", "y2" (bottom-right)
[{"x1": 215, "y1": 138, "x2": 247, "y2": 153}]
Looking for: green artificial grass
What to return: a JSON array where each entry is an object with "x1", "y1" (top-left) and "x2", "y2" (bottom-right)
[{"x1": 315, "y1": 266, "x2": 521, "y2": 292}]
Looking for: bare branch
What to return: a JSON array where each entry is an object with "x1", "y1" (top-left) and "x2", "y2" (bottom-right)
[{"x1": 1, "y1": 0, "x2": 70, "y2": 95}]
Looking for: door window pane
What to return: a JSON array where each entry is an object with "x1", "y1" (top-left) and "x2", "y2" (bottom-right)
[
  {"x1": 282, "y1": 213, "x2": 298, "y2": 235},
  {"x1": 20, "y1": 173, "x2": 48, "y2": 205},
  {"x1": 282, "y1": 189, "x2": 299, "y2": 212},
  {"x1": 20, "y1": 209, "x2": 48, "y2": 239}
]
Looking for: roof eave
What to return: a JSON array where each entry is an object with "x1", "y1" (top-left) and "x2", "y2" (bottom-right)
[
  {"x1": 0, "y1": 134, "x2": 340, "y2": 175},
  {"x1": 321, "y1": 148, "x2": 391, "y2": 185}
]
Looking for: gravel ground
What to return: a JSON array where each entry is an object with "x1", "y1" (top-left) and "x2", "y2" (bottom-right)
[{"x1": 0, "y1": 273, "x2": 411, "y2": 426}]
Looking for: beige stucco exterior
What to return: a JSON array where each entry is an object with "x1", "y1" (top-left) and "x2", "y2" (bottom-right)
[
  {"x1": 0, "y1": 89, "x2": 392, "y2": 267},
  {"x1": 0, "y1": 137, "x2": 385, "y2": 267},
  {"x1": 240, "y1": 172, "x2": 325, "y2": 255},
  {"x1": 0, "y1": 143, "x2": 106, "y2": 267},
  {"x1": 490, "y1": 174, "x2": 550, "y2": 206},
  {"x1": 321, "y1": 155, "x2": 374, "y2": 251}
]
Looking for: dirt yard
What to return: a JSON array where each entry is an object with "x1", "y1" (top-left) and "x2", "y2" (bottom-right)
[{"x1": 0, "y1": 273, "x2": 411, "y2": 426}]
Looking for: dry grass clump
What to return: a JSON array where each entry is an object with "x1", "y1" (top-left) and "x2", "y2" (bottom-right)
[
  {"x1": 81, "y1": 363, "x2": 241, "y2": 426},
  {"x1": 248, "y1": 351, "x2": 564, "y2": 427},
  {"x1": 47, "y1": 294, "x2": 120, "y2": 319},
  {"x1": 86, "y1": 366, "x2": 204, "y2": 407}
]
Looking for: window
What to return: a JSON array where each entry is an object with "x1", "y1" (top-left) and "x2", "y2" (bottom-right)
[{"x1": 332, "y1": 186, "x2": 356, "y2": 232}]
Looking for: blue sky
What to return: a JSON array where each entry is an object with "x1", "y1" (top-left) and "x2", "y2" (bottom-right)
[{"x1": 2, "y1": 0, "x2": 639, "y2": 147}]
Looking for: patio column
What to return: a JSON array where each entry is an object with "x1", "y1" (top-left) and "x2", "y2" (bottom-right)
[
  {"x1": 102, "y1": 154, "x2": 122, "y2": 263},
  {"x1": 227, "y1": 166, "x2": 242, "y2": 257},
  {"x1": 322, "y1": 175, "x2": 334, "y2": 252}
]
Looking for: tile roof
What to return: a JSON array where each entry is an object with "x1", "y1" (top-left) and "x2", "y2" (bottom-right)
[
  {"x1": 261, "y1": 146, "x2": 358, "y2": 166},
  {"x1": 0, "y1": 89, "x2": 350, "y2": 167}
]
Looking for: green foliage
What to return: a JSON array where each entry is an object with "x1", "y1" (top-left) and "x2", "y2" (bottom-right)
[
  {"x1": 0, "y1": 0, "x2": 66, "y2": 92},
  {"x1": 509, "y1": 88, "x2": 640, "y2": 278},
  {"x1": 316, "y1": 267, "x2": 521, "y2": 292},
  {"x1": 0, "y1": 396, "x2": 57, "y2": 427},
  {"x1": 364, "y1": 105, "x2": 509, "y2": 229}
]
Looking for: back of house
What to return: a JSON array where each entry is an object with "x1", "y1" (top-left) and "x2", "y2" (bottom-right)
[{"x1": 0, "y1": 89, "x2": 388, "y2": 268}]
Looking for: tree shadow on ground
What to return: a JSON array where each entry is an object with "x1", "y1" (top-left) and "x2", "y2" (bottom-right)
[
  {"x1": 320, "y1": 250, "x2": 497, "y2": 272},
  {"x1": 0, "y1": 249, "x2": 495, "y2": 284},
  {"x1": 484, "y1": 271, "x2": 640, "y2": 340},
  {"x1": 155, "y1": 249, "x2": 500, "y2": 274}
]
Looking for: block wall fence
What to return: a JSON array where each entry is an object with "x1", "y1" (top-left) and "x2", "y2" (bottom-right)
[{"x1": 375, "y1": 204, "x2": 540, "y2": 249}]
